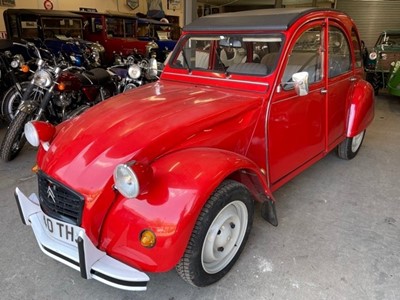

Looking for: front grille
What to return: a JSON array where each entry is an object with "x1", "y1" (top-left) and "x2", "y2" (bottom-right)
[{"x1": 38, "y1": 171, "x2": 84, "y2": 225}]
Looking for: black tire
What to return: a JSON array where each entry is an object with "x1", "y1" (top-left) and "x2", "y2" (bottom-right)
[
  {"x1": 176, "y1": 180, "x2": 254, "y2": 287},
  {"x1": 337, "y1": 130, "x2": 366, "y2": 160},
  {"x1": 1, "y1": 82, "x2": 30, "y2": 124},
  {"x1": 366, "y1": 72, "x2": 382, "y2": 96},
  {"x1": 0, "y1": 111, "x2": 31, "y2": 161}
]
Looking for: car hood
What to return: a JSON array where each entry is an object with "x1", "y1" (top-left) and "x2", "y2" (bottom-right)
[{"x1": 40, "y1": 80, "x2": 263, "y2": 192}]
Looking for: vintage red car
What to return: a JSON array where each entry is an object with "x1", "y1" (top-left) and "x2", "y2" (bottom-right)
[{"x1": 15, "y1": 8, "x2": 374, "y2": 291}]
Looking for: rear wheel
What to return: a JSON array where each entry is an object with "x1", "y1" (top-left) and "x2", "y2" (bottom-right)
[
  {"x1": 176, "y1": 180, "x2": 254, "y2": 287},
  {"x1": 337, "y1": 130, "x2": 366, "y2": 160}
]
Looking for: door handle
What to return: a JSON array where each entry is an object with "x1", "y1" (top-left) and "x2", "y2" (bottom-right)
[
  {"x1": 320, "y1": 88, "x2": 328, "y2": 94},
  {"x1": 350, "y1": 77, "x2": 357, "y2": 82}
]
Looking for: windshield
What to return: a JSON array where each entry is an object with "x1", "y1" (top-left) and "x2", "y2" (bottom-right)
[
  {"x1": 170, "y1": 34, "x2": 283, "y2": 76},
  {"x1": 376, "y1": 33, "x2": 400, "y2": 47}
]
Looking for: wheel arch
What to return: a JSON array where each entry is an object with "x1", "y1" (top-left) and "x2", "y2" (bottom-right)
[
  {"x1": 101, "y1": 147, "x2": 273, "y2": 273},
  {"x1": 346, "y1": 79, "x2": 374, "y2": 137}
]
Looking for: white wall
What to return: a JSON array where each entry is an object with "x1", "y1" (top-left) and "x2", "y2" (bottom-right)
[{"x1": 0, "y1": 0, "x2": 184, "y2": 38}]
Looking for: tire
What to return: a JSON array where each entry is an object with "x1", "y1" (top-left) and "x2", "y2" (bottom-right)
[
  {"x1": 176, "y1": 180, "x2": 254, "y2": 287},
  {"x1": 365, "y1": 72, "x2": 380, "y2": 96},
  {"x1": 0, "y1": 111, "x2": 31, "y2": 161},
  {"x1": 337, "y1": 130, "x2": 366, "y2": 160},
  {"x1": 1, "y1": 82, "x2": 30, "y2": 124}
]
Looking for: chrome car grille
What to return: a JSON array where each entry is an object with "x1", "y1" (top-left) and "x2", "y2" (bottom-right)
[{"x1": 37, "y1": 171, "x2": 84, "y2": 225}]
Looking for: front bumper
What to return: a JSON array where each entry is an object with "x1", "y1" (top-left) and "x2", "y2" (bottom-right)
[{"x1": 15, "y1": 187, "x2": 149, "y2": 291}]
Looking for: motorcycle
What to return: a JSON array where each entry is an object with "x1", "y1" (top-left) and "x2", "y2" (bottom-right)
[
  {"x1": 0, "y1": 42, "x2": 116, "y2": 161},
  {"x1": 0, "y1": 40, "x2": 33, "y2": 125},
  {"x1": 109, "y1": 52, "x2": 161, "y2": 94}
]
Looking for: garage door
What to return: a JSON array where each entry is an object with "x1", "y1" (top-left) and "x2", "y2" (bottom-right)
[{"x1": 337, "y1": 0, "x2": 400, "y2": 48}]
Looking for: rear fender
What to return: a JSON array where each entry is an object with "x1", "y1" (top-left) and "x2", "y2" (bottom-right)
[
  {"x1": 346, "y1": 80, "x2": 374, "y2": 137},
  {"x1": 100, "y1": 148, "x2": 271, "y2": 272}
]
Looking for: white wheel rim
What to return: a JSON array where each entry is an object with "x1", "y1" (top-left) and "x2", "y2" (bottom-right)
[
  {"x1": 201, "y1": 200, "x2": 248, "y2": 274},
  {"x1": 351, "y1": 131, "x2": 365, "y2": 153}
]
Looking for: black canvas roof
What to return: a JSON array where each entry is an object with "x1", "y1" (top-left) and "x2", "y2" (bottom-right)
[{"x1": 184, "y1": 8, "x2": 335, "y2": 32}]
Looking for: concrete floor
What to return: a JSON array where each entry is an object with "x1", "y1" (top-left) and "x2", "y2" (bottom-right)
[{"x1": 0, "y1": 93, "x2": 399, "y2": 300}]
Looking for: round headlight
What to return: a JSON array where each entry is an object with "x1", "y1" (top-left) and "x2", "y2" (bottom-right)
[
  {"x1": 128, "y1": 64, "x2": 141, "y2": 79},
  {"x1": 369, "y1": 51, "x2": 377, "y2": 60},
  {"x1": 24, "y1": 122, "x2": 40, "y2": 147},
  {"x1": 33, "y1": 70, "x2": 52, "y2": 87},
  {"x1": 114, "y1": 164, "x2": 140, "y2": 198},
  {"x1": 11, "y1": 54, "x2": 25, "y2": 69}
]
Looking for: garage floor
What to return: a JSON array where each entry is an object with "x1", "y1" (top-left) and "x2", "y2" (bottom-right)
[{"x1": 0, "y1": 93, "x2": 399, "y2": 300}]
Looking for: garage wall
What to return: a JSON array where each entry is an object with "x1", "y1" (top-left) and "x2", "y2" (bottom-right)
[
  {"x1": 337, "y1": 0, "x2": 400, "y2": 48},
  {"x1": 0, "y1": 0, "x2": 184, "y2": 37}
]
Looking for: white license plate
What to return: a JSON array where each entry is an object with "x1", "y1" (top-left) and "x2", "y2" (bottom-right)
[{"x1": 42, "y1": 214, "x2": 79, "y2": 246}]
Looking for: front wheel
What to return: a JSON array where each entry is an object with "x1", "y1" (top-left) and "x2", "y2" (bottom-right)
[
  {"x1": 176, "y1": 180, "x2": 254, "y2": 287},
  {"x1": 337, "y1": 130, "x2": 366, "y2": 160},
  {"x1": 0, "y1": 111, "x2": 31, "y2": 161}
]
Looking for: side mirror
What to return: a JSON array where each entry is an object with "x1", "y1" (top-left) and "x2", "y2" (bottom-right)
[{"x1": 292, "y1": 72, "x2": 309, "y2": 96}]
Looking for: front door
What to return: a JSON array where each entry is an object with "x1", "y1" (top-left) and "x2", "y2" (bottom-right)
[{"x1": 268, "y1": 21, "x2": 327, "y2": 185}]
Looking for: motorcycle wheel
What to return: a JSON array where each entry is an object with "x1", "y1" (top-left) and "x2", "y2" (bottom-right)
[
  {"x1": 1, "y1": 82, "x2": 32, "y2": 124},
  {"x1": 0, "y1": 111, "x2": 31, "y2": 161}
]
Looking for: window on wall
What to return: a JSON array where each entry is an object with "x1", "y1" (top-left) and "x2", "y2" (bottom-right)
[
  {"x1": 282, "y1": 26, "x2": 323, "y2": 89},
  {"x1": 328, "y1": 26, "x2": 351, "y2": 77}
]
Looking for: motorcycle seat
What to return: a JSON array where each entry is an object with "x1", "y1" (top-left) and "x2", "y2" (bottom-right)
[{"x1": 85, "y1": 68, "x2": 111, "y2": 84}]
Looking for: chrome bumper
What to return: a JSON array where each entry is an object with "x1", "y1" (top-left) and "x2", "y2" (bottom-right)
[{"x1": 14, "y1": 187, "x2": 149, "y2": 291}]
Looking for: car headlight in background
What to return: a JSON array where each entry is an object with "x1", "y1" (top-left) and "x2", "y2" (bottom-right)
[
  {"x1": 369, "y1": 51, "x2": 377, "y2": 60},
  {"x1": 33, "y1": 69, "x2": 53, "y2": 87},
  {"x1": 114, "y1": 163, "x2": 140, "y2": 198}
]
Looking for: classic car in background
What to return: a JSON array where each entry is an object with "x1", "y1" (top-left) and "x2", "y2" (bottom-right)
[
  {"x1": 77, "y1": 11, "x2": 162, "y2": 65},
  {"x1": 3, "y1": 9, "x2": 105, "y2": 67},
  {"x1": 15, "y1": 8, "x2": 374, "y2": 291},
  {"x1": 365, "y1": 30, "x2": 400, "y2": 95}
]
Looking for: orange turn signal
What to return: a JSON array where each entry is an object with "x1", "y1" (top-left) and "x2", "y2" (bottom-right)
[
  {"x1": 140, "y1": 230, "x2": 156, "y2": 248},
  {"x1": 21, "y1": 65, "x2": 30, "y2": 73},
  {"x1": 58, "y1": 82, "x2": 66, "y2": 91},
  {"x1": 31, "y1": 164, "x2": 39, "y2": 173}
]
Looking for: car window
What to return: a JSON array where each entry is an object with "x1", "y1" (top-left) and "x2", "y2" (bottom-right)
[
  {"x1": 282, "y1": 26, "x2": 323, "y2": 89},
  {"x1": 328, "y1": 26, "x2": 351, "y2": 77},
  {"x1": 351, "y1": 29, "x2": 363, "y2": 68},
  {"x1": 170, "y1": 34, "x2": 282, "y2": 76}
]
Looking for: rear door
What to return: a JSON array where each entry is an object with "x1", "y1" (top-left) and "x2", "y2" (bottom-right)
[{"x1": 326, "y1": 22, "x2": 353, "y2": 148}]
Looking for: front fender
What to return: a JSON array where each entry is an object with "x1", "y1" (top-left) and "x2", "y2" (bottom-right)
[
  {"x1": 346, "y1": 80, "x2": 375, "y2": 137},
  {"x1": 99, "y1": 148, "x2": 268, "y2": 273}
]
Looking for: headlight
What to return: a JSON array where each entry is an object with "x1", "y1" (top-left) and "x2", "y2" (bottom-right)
[
  {"x1": 24, "y1": 121, "x2": 56, "y2": 150},
  {"x1": 369, "y1": 51, "x2": 377, "y2": 60},
  {"x1": 114, "y1": 164, "x2": 140, "y2": 198},
  {"x1": 24, "y1": 122, "x2": 40, "y2": 147},
  {"x1": 11, "y1": 54, "x2": 24, "y2": 69},
  {"x1": 128, "y1": 64, "x2": 141, "y2": 79},
  {"x1": 33, "y1": 70, "x2": 52, "y2": 87}
]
